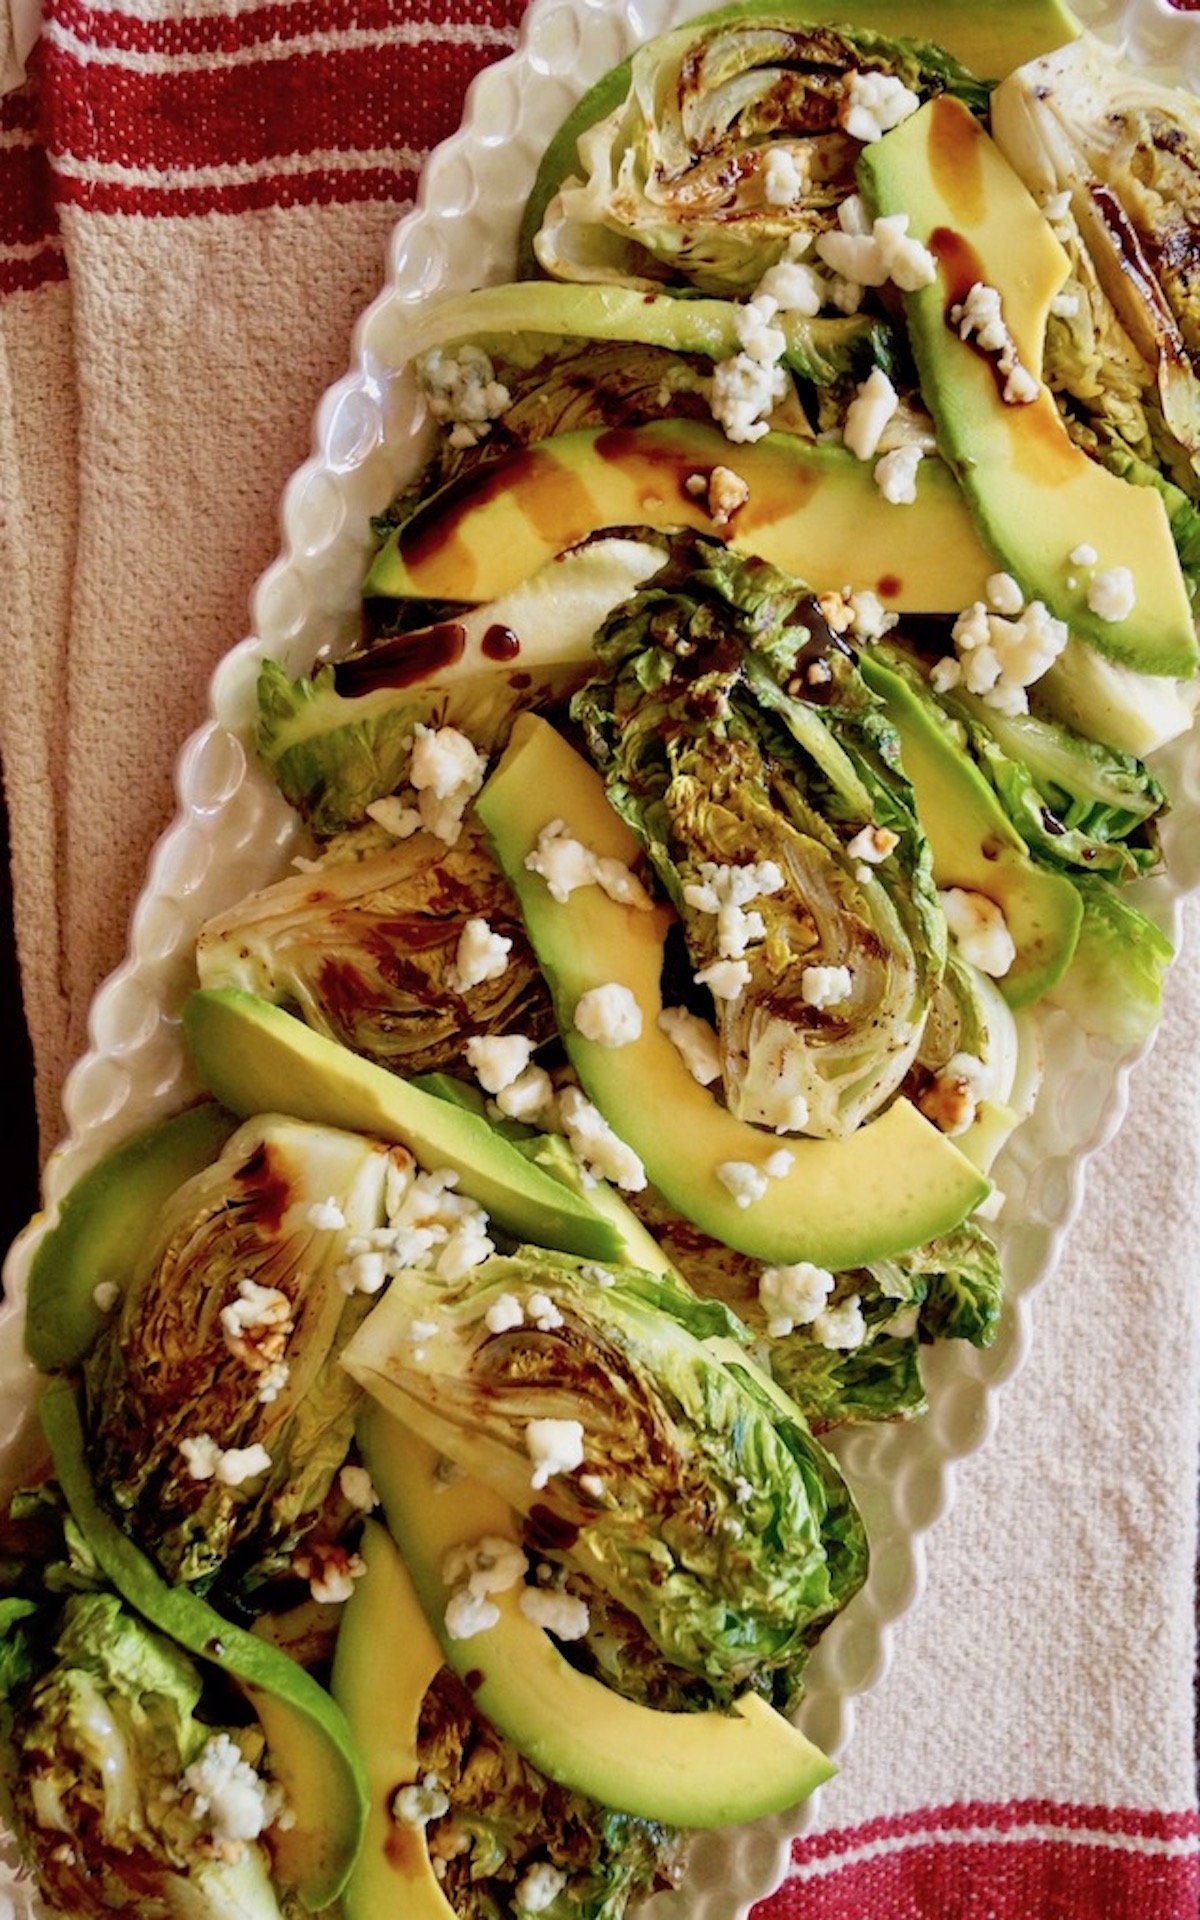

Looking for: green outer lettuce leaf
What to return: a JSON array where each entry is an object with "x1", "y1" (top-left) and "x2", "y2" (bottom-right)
[{"x1": 1045, "y1": 877, "x2": 1174, "y2": 1047}]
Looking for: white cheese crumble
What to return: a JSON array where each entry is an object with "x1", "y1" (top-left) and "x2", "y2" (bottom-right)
[
  {"x1": 466, "y1": 1032, "x2": 532, "y2": 1094},
  {"x1": 92, "y1": 1280, "x2": 120, "y2": 1314},
  {"x1": 1051, "y1": 290, "x2": 1080, "y2": 318},
  {"x1": 443, "y1": 1533, "x2": 528, "y2": 1599},
  {"x1": 933, "y1": 591, "x2": 1068, "y2": 714},
  {"x1": 716, "y1": 1161, "x2": 770, "y2": 1209},
  {"x1": 408, "y1": 724, "x2": 486, "y2": 845},
  {"x1": 940, "y1": 887, "x2": 1016, "y2": 978},
  {"x1": 847, "y1": 588, "x2": 898, "y2": 643},
  {"x1": 179, "y1": 1436, "x2": 272, "y2": 1486},
  {"x1": 338, "y1": 1249, "x2": 388, "y2": 1296},
  {"x1": 485, "y1": 1292, "x2": 525, "y2": 1335},
  {"x1": 815, "y1": 204, "x2": 936, "y2": 293},
  {"x1": 658, "y1": 1005, "x2": 722, "y2": 1085},
  {"x1": 762, "y1": 145, "x2": 805, "y2": 205},
  {"x1": 1086, "y1": 566, "x2": 1136, "y2": 623},
  {"x1": 709, "y1": 350, "x2": 790, "y2": 444},
  {"x1": 451, "y1": 917, "x2": 512, "y2": 993},
  {"x1": 1069, "y1": 542, "x2": 1098, "y2": 567},
  {"x1": 524, "y1": 820, "x2": 653, "y2": 908},
  {"x1": 527, "y1": 1292, "x2": 564, "y2": 1332},
  {"x1": 341, "y1": 1164, "x2": 494, "y2": 1293},
  {"x1": 495, "y1": 1064, "x2": 559, "y2": 1127},
  {"x1": 801, "y1": 964, "x2": 853, "y2": 1009},
  {"x1": 443, "y1": 1588, "x2": 501, "y2": 1639},
  {"x1": 338, "y1": 1464, "x2": 378, "y2": 1512},
  {"x1": 525, "y1": 1418, "x2": 586, "y2": 1491},
  {"x1": 756, "y1": 255, "x2": 825, "y2": 317},
  {"x1": 812, "y1": 1294, "x2": 868, "y2": 1351},
  {"x1": 219, "y1": 1279, "x2": 293, "y2": 1360},
  {"x1": 296, "y1": 1544, "x2": 367, "y2": 1605},
  {"x1": 420, "y1": 344, "x2": 511, "y2": 448},
  {"x1": 986, "y1": 572, "x2": 1025, "y2": 617},
  {"x1": 840, "y1": 68, "x2": 920, "y2": 143},
  {"x1": 764, "y1": 1149, "x2": 795, "y2": 1179},
  {"x1": 305, "y1": 1197, "x2": 347, "y2": 1231},
  {"x1": 392, "y1": 1774, "x2": 450, "y2": 1828},
  {"x1": 847, "y1": 825, "x2": 898, "y2": 865},
  {"x1": 183, "y1": 1733, "x2": 284, "y2": 1848},
  {"x1": 366, "y1": 795, "x2": 422, "y2": 839},
  {"x1": 683, "y1": 860, "x2": 784, "y2": 960},
  {"x1": 519, "y1": 1587, "x2": 590, "y2": 1640},
  {"x1": 694, "y1": 958, "x2": 752, "y2": 1001},
  {"x1": 515, "y1": 1864, "x2": 568, "y2": 1914},
  {"x1": 256, "y1": 1360, "x2": 290, "y2": 1406},
  {"x1": 918, "y1": 1051, "x2": 993, "y2": 1136},
  {"x1": 572, "y1": 983, "x2": 643, "y2": 1048},
  {"x1": 874, "y1": 442, "x2": 923, "y2": 504},
  {"x1": 949, "y1": 282, "x2": 1039, "y2": 406},
  {"x1": 441, "y1": 1535, "x2": 528, "y2": 1640},
  {"x1": 843, "y1": 367, "x2": 899, "y2": 461},
  {"x1": 557, "y1": 1084, "x2": 646, "y2": 1191},
  {"x1": 734, "y1": 296, "x2": 787, "y2": 367},
  {"x1": 437, "y1": 1216, "x2": 494, "y2": 1283},
  {"x1": 759, "y1": 1261, "x2": 836, "y2": 1337},
  {"x1": 706, "y1": 463, "x2": 751, "y2": 526}
]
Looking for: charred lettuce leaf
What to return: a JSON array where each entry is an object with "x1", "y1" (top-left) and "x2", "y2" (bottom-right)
[
  {"x1": 573, "y1": 535, "x2": 944, "y2": 1140},
  {"x1": 633, "y1": 1188, "x2": 1001, "y2": 1430},
  {"x1": 994, "y1": 37, "x2": 1200, "y2": 500},
  {"x1": 342, "y1": 1248, "x2": 867, "y2": 1694},
  {"x1": 197, "y1": 822, "x2": 555, "y2": 1078},
  {"x1": 5, "y1": 1593, "x2": 284, "y2": 1920},
  {"x1": 83, "y1": 1115, "x2": 405, "y2": 1595},
  {"x1": 875, "y1": 640, "x2": 1167, "y2": 882},
  {"x1": 418, "y1": 1667, "x2": 683, "y2": 1919},
  {"x1": 530, "y1": 17, "x2": 987, "y2": 293}
]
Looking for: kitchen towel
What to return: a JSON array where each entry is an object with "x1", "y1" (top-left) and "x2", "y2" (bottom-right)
[{"x1": 0, "y1": 2, "x2": 1196, "y2": 1916}]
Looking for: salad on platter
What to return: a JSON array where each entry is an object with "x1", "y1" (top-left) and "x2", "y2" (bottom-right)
[{"x1": 3, "y1": 1, "x2": 1198, "y2": 1917}]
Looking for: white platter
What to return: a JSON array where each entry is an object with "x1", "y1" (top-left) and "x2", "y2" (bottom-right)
[{"x1": 2, "y1": 1, "x2": 1198, "y2": 1916}]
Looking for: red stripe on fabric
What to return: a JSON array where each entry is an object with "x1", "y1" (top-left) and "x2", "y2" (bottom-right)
[
  {"x1": 47, "y1": 0, "x2": 527, "y2": 57},
  {"x1": 759, "y1": 1839, "x2": 1200, "y2": 1920},
  {"x1": 41, "y1": 40, "x2": 513, "y2": 171},
  {"x1": 791, "y1": 1800, "x2": 1200, "y2": 1866},
  {"x1": 0, "y1": 84, "x2": 41, "y2": 135},
  {"x1": 0, "y1": 145, "x2": 61, "y2": 249},
  {"x1": 0, "y1": 244, "x2": 68, "y2": 297},
  {"x1": 53, "y1": 164, "x2": 420, "y2": 218},
  {"x1": 0, "y1": 83, "x2": 59, "y2": 253}
]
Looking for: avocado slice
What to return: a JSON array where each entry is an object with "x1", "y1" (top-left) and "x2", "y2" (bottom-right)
[
  {"x1": 25, "y1": 1104, "x2": 239, "y2": 1371},
  {"x1": 860, "y1": 97, "x2": 1196, "y2": 675},
  {"x1": 182, "y1": 990, "x2": 623, "y2": 1263},
  {"x1": 365, "y1": 422, "x2": 993, "y2": 612},
  {"x1": 331, "y1": 1519, "x2": 454, "y2": 1920},
  {"x1": 518, "y1": 0, "x2": 1082, "y2": 271},
  {"x1": 477, "y1": 716, "x2": 988, "y2": 1268},
  {"x1": 40, "y1": 1380, "x2": 368, "y2": 1910},
  {"x1": 372, "y1": 279, "x2": 886, "y2": 388},
  {"x1": 859, "y1": 655, "x2": 1082, "y2": 1007},
  {"x1": 417, "y1": 1071, "x2": 678, "y2": 1275},
  {"x1": 358, "y1": 1405, "x2": 835, "y2": 1828}
]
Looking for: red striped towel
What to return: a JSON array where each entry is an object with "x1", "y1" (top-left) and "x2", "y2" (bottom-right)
[{"x1": 0, "y1": 5, "x2": 1196, "y2": 1917}]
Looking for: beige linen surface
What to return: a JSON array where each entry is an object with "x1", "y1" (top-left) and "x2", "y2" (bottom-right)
[{"x1": 0, "y1": 59, "x2": 1196, "y2": 1896}]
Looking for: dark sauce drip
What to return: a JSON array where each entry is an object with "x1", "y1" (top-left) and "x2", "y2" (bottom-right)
[
  {"x1": 481, "y1": 623, "x2": 520, "y2": 661},
  {"x1": 234, "y1": 1143, "x2": 292, "y2": 1233},
  {"x1": 334, "y1": 621, "x2": 465, "y2": 693},
  {"x1": 524, "y1": 1504, "x2": 581, "y2": 1553}
]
